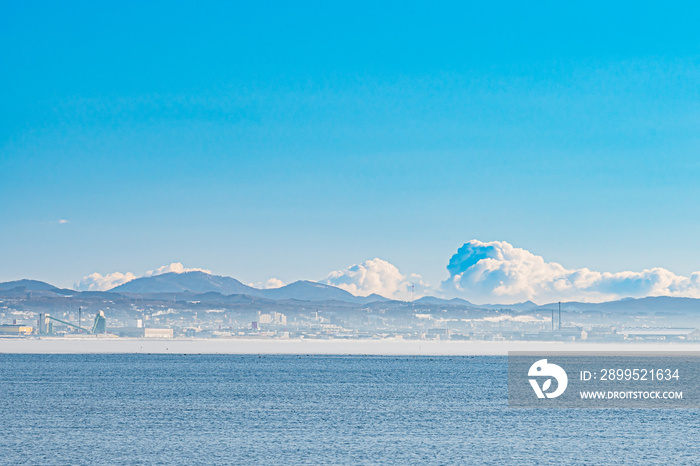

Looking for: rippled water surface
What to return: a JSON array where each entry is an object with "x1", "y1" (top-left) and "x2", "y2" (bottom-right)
[{"x1": 1, "y1": 354, "x2": 698, "y2": 464}]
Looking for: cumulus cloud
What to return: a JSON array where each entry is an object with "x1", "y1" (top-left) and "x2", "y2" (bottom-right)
[
  {"x1": 263, "y1": 278, "x2": 285, "y2": 289},
  {"x1": 144, "y1": 262, "x2": 211, "y2": 277},
  {"x1": 323, "y1": 258, "x2": 430, "y2": 300},
  {"x1": 76, "y1": 262, "x2": 211, "y2": 291},
  {"x1": 77, "y1": 272, "x2": 137, "y2": 292},
  {"x1": 443, "y1": 239, "x2": 700, "y2": 303},
  {"x1": 247, "y1": 278, "x2": 286, "y2": 289}
]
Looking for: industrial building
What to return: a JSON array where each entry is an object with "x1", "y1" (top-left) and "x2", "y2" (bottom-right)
[
  {"x1": 38, "y1": 311, "x2": 107, "y2": 335},
  {"x1": 0, "y1": 325, "x2": 33, "y2": 335}
]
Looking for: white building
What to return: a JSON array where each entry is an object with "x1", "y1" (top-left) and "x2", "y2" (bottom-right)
[{"x1": 258, "y1": 312, "x2": 287, "y2": 325}]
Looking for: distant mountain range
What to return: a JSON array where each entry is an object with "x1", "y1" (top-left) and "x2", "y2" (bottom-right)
[
  {"x1": 112, "y1": 271, "x2": 256, "y2": 295},
  {"x1": 0, "y1": 279, "x2": 61, "y2": 292},
  {"x1": 413, "y1": 296, "x2": 539, "y2": 311},
  {"x1": 112, "y1": 271, "x2": 384, "y2": 303},
  {"x1": 0, "y1": 279, "x2": 73, "y2": 296},
  {"x1": 3, "y1": 272, "x2": 700, "y2": 313},
  {"x1": 532, "y1": 296, "x2": 700, "y2": 314},
  {"x1": 0, "y1": 272, "x2": 385, "y2": 304}
]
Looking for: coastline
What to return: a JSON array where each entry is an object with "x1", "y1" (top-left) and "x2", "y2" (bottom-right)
[{"x1": 2, "y1": 337, "x2": 700, "y2": 355}]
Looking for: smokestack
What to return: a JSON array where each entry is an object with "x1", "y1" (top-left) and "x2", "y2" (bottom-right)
[
  {"x1": 558, "y1": 301, "x2": 561, "y2": 331},
  {"x1": 551, "y1": 309, "x2": 554, "y2": 330}
]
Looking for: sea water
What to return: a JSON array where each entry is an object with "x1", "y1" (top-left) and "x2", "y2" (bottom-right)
[{"x1": 0, "y1": 354, "x2": 698, "y2": 464}]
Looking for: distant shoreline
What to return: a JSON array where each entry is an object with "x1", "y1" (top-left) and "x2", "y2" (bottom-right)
[{"x1": 2, "y1": 338, "x2": 700, "y2": 355}]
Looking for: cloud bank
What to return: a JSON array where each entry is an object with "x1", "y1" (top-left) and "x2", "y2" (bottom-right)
[
  {"x1": 442, "y1": 239, "x2": 700, "y2": 303},
  {"x1": 73, "y1": 241, "x2": 700, "y2": 303},
  {"x1": 323, "y1": 258, "x2": 430, "y2": 300},
  {"x1": 77, "y1": 271, "x2": 137, "y2": 292},
  {"x1": 76, "y1": 262, "x2": 211, "y2": 291},
  {"x1": 263, "y1": 278, "x2": 285, "y2": 289},
  {"x1": 247, "y1": 278, "x2": 286, "y2": 289},
  {"x1": 143, "y1": 263, "x2": 211, "y2": 277}
]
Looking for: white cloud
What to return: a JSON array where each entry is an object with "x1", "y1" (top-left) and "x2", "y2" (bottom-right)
[
  {"x1": 264, "y1": 278, "x2": 285, "y2": 289},
  {"x1": 76, "y1": 262, "x2": 211, "y2": 291},
  {"x1": 144, "y1": 262, "x2": 211, "y2": 277},
  {"x1": 443, "y1": 239, "x2": 700, "y2": 303},
  {"x1": 323, "y1": 258, "x2": 430, "y2": 300},
  {"x1": 247, "y1": 278, "x2": 286, "y2": 289},
  {"x1": 58, "y1": 219, "x2": 70, "y2": 224},
  {"x1": 76, "y1": 272, "x2": 137, "y2": 292}
]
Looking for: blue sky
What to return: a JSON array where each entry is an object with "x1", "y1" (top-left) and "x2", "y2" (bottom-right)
[{"x1": 2, "y1": 1, "x2": 700, "y2": 297}]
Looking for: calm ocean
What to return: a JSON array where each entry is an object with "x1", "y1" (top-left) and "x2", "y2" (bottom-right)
[{"x1": 1, "y1": 354, "x2": 698, "y2": 464}]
